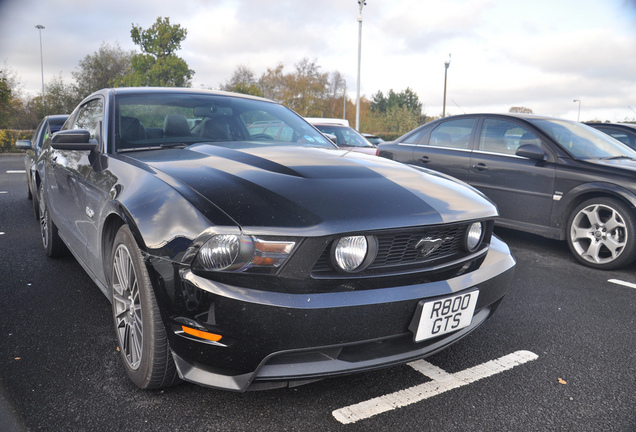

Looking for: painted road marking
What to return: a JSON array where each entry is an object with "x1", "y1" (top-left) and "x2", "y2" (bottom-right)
[
  {"x1": 332, "y1": 350, "x2": 538, "y2": 424},
  {"x1": 608, "y1": 279, "x2": 636, "y2": 290},
  {"x1": 6, "y1": 170, "x2": 26, "y2": 174}
]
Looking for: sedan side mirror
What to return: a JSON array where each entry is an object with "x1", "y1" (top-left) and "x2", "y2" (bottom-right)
[
  {"x1": 51, "y1": 129, "x2": 98, "y2": 151},
  {"x1": 516, "y1": 144, "x2": 547, "y2": 161},
  {"x1": 14, "y1": 139, "x2": 33, "y2": 150}
]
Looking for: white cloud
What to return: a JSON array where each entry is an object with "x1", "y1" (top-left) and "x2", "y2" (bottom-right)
[{"x1": 1, "y1": 0, "x2": 635, "y2": 122}]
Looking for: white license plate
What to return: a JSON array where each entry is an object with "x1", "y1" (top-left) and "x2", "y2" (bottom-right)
[{"x1": 412, "y1": 291, "x2": 479, "y2": 342}]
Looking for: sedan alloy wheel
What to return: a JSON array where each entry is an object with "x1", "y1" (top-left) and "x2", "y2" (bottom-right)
[{"x1": 568, "y1": 198, "x2": 636, "y2": 269}]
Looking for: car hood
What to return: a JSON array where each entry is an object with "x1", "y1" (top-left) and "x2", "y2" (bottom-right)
[{"x1": 130, "y1": 144, "x2": 497, "y2": 234}]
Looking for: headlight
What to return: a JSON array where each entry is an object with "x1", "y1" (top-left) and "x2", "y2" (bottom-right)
[
  {"x1": 196, "y1": 234, "x2": 242, "y2": 271},
  {"x1": 195, "y1": 234, "x2": 295, "y2": 273},
  {"x1": 331, "y1": 235, "x2": 377, "y2": 273},
  {"x1": 465, "y1": 222, "x2": 484, "y2": 252}
]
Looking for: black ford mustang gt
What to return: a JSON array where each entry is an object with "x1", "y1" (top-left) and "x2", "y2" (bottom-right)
[{"x1": 34, "y1": 87, "x2": 515, "y2": 391}]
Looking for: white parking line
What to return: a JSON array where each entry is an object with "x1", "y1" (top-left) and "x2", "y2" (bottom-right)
[
  {"x1": 6, "y1": 170, "x2": 26, "y2": 174},
  {"x1": 608, "y1": 279, "x2": 636, "y2": 290},
  {"x1": 332, "y1": 350, "x2": 538, "y2": 424}
]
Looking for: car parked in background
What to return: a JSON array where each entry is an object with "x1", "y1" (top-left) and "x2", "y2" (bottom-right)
[
  {"x1": 14, "y1": 114, "x2": 69, "y2": 216},
  {"x1": 378, "y1": 113, "x2": 636, "y2": 269},
  {"x1": 306, "y1": 118, "x2": 378, "y2": 155},
  {"x1": 34, "y1": 87, "x2": 514, "y2": 391},
  {"x1": 586, "y1": 122, "x2": 636, "y2": 150},
  {"x1": 363, "y1": 133, "x2": 385, "y2": 145}
]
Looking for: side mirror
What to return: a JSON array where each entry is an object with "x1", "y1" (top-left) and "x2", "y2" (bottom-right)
[
  {"x1": 516, "y1": 144, "x2": 547, "y2": 161},
  {"x1": 14, "y1": 140, "x2": 32, "y2": 150},
  {"x1": 323, "y1": 133, "x2": 337, "y2": 144},
  {"x1": 51, "y1": 129, "x2": 98, "y2": 151}
]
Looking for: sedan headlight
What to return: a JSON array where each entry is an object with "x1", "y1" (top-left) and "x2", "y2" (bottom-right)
[
  {"x1": 195, "y1": 234, "x2": 295, "y2": 273},
  {"x1": 464, "y1": 222, "x2": 484, "y2": 252}
]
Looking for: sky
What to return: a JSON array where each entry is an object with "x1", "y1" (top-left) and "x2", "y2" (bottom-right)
[{"x1": 1, "y1": 0, "x2": 636, "y2": 122}]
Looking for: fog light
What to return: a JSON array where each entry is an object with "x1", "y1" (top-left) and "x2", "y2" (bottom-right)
[
  {"x1": 334, "y1": 236, "x2": 368, "y2": 272},
  {"x1": 465, "y1": 222, "x2": 484, "y2": 252}
]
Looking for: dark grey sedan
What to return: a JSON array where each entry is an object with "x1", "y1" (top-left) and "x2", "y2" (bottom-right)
[
  {"x1": 586, "y1": 122, "x2": 636, "y2": 150},
  {"x1": 15, "y1": 114, "x2": 68, "y2": 216},
  {"x1": 378, "y1": 113, "x2": 636, "y2": 269}
]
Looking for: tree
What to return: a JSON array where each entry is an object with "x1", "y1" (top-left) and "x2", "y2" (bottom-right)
[
  {"x1": 0, "y1": 71, "x2": 12, "y2": 129},
  {"x1": 73, "y1": 42, "x2": 133, "y2": 97},
  {"x1": 259, "y1": 58, "x2": 328, "y2": 116},
  {"x1": 509, "y1": 106, "x2": 533, "y2": 114},
  {"x1": 116, "y1": 17, "x2": 194, "y2": 87},
  {"x1": 220, "y1": 65, "x2": 263, "y2": 97},
  {"x1": 45, "y1": 74, "x2": 80, "y2": 114}
]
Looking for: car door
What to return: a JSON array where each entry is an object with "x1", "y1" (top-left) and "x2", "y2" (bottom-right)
[
  {"x1": 47, "y1": 97, "x2": 105, "y2": 261},
  {"x1": 409, "y1": 117, "x2": 477, "y2": 182},
  {"x1": 469, "y1": 117, "x2": 556, "y2": 231}
]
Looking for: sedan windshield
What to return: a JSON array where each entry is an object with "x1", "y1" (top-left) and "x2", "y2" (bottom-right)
[
  {"x1": 114, "y1": 92, "x2": 334, "y2": 152},
  {"x1": 528, "y1": 118, "x2": 636, "y2": 160}
]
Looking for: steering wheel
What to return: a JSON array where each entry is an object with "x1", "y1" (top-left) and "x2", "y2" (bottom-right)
[{"x1": 249, "y1": 133, "x2": 274, "y2": 141}]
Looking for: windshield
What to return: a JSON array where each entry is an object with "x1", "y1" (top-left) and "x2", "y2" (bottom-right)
[
  {"x1": 114, "y1": 92, "x2": 334, "y2": 152},
  {"x1": 527, "y1": 118, "x2": 636, "y2": 160},
  {"x1": 312, "y1": 125, "x2": 376, "y2": 148}
]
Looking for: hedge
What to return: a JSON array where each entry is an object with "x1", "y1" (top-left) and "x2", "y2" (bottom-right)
[{"x1": 0, "y1": 130, "x2": 34, "y2": 153}]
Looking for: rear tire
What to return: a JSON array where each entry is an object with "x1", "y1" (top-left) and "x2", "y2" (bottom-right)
[
  {"x1": 38, "y1": 183, "x2": 66, "y2": 258},
  {"x1": 110, "y1": 225, "x2": 180, "y2": 389},
  {"x1": 567, "y1": 197, "x2": 636, "y2": 269}
]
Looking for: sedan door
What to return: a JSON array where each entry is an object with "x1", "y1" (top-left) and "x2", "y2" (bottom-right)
[
  {"x1": 409, "y1": 117, "x2": 477, "y2": 182},
  {"x1": 469, "y1": 117, "x2": 556, "y2": 233}
]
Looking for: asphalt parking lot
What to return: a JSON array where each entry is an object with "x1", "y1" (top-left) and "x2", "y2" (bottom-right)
[{"x1": 1, "y1": 154, "x2": 635, "y2": 431}]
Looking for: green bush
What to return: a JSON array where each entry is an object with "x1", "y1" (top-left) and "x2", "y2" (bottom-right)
[{"x1": 0, "y1": 129, "x2": 33, "y2": 153}]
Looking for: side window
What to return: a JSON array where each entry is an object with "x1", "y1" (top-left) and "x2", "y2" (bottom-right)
[
  {"x1": 402, "y1": 127, "x2": 428, "y2": 144},
  {"x1": 73, "y1": 98, "x2": 104, "y2": 141},
  {"x1": 428, "y1": 118, "x2": 475, "y2": 149},
  {"x1": 478, "y1": 119, "x2": 540, "y2": 155}
]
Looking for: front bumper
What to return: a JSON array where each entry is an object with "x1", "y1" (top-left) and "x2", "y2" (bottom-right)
[{"x1": 162, "y1": 236, "x2": 515, "y2": 391}]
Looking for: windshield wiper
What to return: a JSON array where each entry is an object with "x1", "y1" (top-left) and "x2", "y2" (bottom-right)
[
  {"x1": 160, "y1": 142, "x2": 188, "y2": 148},
  {"x1": 601, "y1": 155, "x2": 636, "y2": 160}
]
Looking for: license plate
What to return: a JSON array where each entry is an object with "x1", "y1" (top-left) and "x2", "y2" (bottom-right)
[{"x1": 412, "y1": 291, "x2": 479, "y2": 342}]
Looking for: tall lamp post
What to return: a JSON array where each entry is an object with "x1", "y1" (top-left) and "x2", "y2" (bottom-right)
[
  {"x1": 442, "y1": 54, "x2": 451, "y2": 117},
  {"x1": 573, "y1": 99, "x2": 581, "y2": 122},
  {"x1": 355, "y1": 0, "x2": 366, "y2": 131},
  {"x1": 35, "y1": 24, "x2": 45, "y2": 112},
  {"x1": 342, "y1": 79, "x2": 347, "y2": 120}
]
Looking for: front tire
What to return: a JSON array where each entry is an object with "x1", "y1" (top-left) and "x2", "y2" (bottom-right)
[
  {"x1": 567, "y1": 197, "x2": 636, "y2": 269},
  {"x1": 110, "y1": 225, "x2": 180, "y2": 389}
]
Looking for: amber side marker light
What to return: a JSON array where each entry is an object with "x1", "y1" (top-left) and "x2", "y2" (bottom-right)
[{"x1": 181, "y1": 326, "x2": 223, "y2": 342}]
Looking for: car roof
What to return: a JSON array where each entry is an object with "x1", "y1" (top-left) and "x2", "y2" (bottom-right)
[{"x1": 85, "y1": 87, "x2": 276, "y2": 104}]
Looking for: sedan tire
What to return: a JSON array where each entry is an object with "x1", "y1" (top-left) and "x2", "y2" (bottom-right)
[
  {"x1": 567, "y1": 197, "x2": 636, "y2": 269},
  {"x1": 111, "y1": 225, "x2": 180, "y2": 389},
  {"x1": 38, "y1": 183, "x2": 66, "y2": 258}
]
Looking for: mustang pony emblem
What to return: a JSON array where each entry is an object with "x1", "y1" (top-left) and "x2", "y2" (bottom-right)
[{"x1": 414, "y1": 237, "x2": 444, "y2": 257}]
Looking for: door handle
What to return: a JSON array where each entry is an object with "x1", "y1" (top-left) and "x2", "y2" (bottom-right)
[
  {"x1": 419, "y1": 156, "x2": 431, "y2": 163},
  {"x1": 472, "y1": 163, "x2": 488, "y2": 171}
]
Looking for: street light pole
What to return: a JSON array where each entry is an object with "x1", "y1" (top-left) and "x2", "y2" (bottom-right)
[
  {"x1": 355, "y1": 1, "x2": 366, "y2": 131},
  {"x1": 35, "y1": 24, "x2": 45, "y2": 112},
  {"x1": 573, "y1": 99, "x2": 581, "y2": 122},
  {"x1": 442, "y1": 54, "x2": 451, "y2": 117},
  {"x1": 342, "y1": 79, "x2": 347, "y2": 120}
]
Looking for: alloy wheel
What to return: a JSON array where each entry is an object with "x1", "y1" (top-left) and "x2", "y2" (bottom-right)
[
  {"x1": 569, "y1": 203, "x2": 627, "y2": 265},
  {"x1": 112, "y1": 244, "x2": 143, "y2": 370}
]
